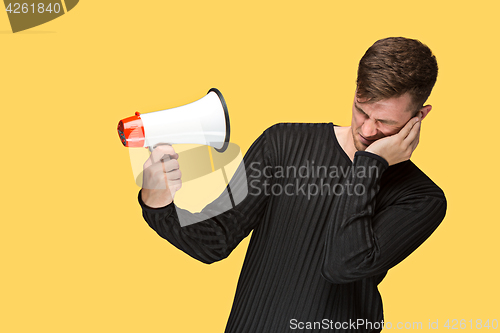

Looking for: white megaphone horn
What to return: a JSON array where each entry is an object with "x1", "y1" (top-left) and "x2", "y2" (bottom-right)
[{"x1": 117, "y1": 88, "x2": 230, "y2": 152}]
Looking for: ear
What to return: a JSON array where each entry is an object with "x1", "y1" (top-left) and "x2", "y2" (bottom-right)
[{"x1": 418, "y1": 105, "x2": 432, "y2": 121}]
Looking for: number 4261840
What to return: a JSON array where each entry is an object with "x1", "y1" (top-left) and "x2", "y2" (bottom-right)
[{"x1": 6, "y1": 3, "x2": 62, "y2": 14}]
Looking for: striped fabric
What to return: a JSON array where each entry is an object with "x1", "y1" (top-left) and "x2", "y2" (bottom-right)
[{"x1": 139, "y1": 123, "x2": 447, "y2": 333}]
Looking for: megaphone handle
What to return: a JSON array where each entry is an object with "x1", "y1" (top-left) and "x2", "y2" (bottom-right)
[{"x1": 149, "y1": 143, "x2": 172, "y2": 162}]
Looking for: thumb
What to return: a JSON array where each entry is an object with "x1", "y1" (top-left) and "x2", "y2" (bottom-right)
[{"x1": 399, "y1": 117, "x2": 420, "y2": 139}]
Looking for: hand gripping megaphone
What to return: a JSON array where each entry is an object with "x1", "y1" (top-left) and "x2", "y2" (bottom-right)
[{"x1": 117, "y1": 88, "x2": 230, "y2": 152}]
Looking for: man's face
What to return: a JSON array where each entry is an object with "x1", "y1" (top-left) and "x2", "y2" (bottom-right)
[{"x1": 351, "y1": 92, "x2": 416, "y2": 151}]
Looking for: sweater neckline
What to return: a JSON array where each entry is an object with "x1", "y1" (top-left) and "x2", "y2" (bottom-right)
[{"x1": 328, "y1": 123, "x2": 353, "y2": 164}]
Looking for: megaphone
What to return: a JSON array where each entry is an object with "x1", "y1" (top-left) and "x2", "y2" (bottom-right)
[{"x1": 117, "y1": 88, "x2": 230, "y2": 152}]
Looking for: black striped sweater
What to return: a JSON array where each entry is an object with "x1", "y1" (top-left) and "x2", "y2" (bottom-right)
[{"x1": 138, "y1": 123, "x2": 447, "y2": 333}]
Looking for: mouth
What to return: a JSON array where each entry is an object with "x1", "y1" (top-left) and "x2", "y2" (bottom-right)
[{"x1": 358, "y1": 133, "x2": 376, "y2": 146}]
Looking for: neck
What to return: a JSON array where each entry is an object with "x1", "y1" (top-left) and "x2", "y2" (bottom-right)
[{"x1": 335, "y1": 126, "x2": 357, "y2": 162}]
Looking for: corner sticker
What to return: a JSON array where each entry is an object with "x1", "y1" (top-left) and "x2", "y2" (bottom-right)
[{"x1": 4, "y1": 0, "x2": 78, "y2": 33}]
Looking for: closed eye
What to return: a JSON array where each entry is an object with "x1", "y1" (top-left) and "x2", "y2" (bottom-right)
[
  {"x1": 355, "y1": 103, "x2": 399, "y2": 126},
  {"x1": 355, "y1": 104, "x2": 368, "y2": 117}
]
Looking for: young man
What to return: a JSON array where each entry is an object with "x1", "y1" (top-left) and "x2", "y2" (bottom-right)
[{"x1": 138, "y1": 37, "x2": 447, "y2": 332}]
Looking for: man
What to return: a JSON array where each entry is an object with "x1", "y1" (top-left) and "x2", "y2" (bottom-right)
[{"x1": 138, "y1": 37, "x2": 447, "y2": 332}]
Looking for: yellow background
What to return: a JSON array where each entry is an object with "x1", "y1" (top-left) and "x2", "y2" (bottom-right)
[{"x1": 1, "y1": 1, "x2": 498, "y2": 332}]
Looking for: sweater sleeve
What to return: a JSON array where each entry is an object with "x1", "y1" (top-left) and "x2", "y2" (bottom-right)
[
  {"x1": 138, "y1": 129, "x2": 272, "y2": 264},
  {"x1": 321, "y1": 151, "x2": 447, "y2": 284}
]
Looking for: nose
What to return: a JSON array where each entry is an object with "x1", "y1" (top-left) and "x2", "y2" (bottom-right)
[{"x1": 360, "y1": 118, "x2": 378, "y2": 138}]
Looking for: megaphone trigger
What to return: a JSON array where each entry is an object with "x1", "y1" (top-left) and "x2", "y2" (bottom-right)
[{"x1": 149, "y1": 143, "x2": 174, "y2": 164}]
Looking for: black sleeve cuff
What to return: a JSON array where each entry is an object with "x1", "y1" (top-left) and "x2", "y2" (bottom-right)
[
  {"x1": 138, "y1": 189, "x2": 175, "y2": 214},
  {"x1": 354, "y1": 151, "x2": 389, "y2": 169}
]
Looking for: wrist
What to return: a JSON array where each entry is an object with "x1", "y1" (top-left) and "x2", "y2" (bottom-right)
[
  {"x1": 141, "y1": 188, "x2": 173, "y2": 208},
  {"x1": 355, "y1": 150, "x2": 389, "y2": 169}
]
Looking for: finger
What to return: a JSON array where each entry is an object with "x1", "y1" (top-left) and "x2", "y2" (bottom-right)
[
  {"x1": 144, "y1": 169, "x2": 182, "y2": 190},
  {"x1": 166, "y1": 169, "x2": 182, "y2": 181},
  {"x1": 398, "y1": 117, "x2": 420, "y2": 140},
  {"x1": 144, "y1": 159, "x2": 179, "y2": 179},
  {"x1": 169, "y1": 182, "x2": 182, "y2": 200},
  {"x1": 145, "y1": 150, "x2": 178, "y2": 168},
  {"x1": 150, "y1": 144, "x2": 178, "y2": 163},
  {"x1": 404, "y1": 119, "x2": 421, "y2": 146},
  {"x1": 167, "y1": 178, "x2": 182, "y2": 188},
  {"x1": 160, "y1": 161, "x2": 181, "y2": 179},
  {"x1": 412, "y1": 135, "x2": 420, "y2": 151},
  {"x1": 161, "y1": 158, "x2": 180, "y2": 173},
  {"x1": 410, "y1": 124, "x2": 421, "y2": 151},
  {"x1": 144, "y1": 145, "x2": 178, "y2": 169}
]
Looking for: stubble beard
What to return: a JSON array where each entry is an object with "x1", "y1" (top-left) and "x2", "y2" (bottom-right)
[{"x1": 351, "y1": 127, "x2": 368, "y2": 152}]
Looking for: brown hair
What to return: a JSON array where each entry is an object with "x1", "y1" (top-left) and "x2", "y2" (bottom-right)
[{"x1": 356, "y1": 37, "x2": 438, "y2": 113}]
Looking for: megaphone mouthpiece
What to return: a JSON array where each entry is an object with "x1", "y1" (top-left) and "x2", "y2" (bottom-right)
[{"x1": 118, "y1": 112, "x2": 145, "y2": 147}]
